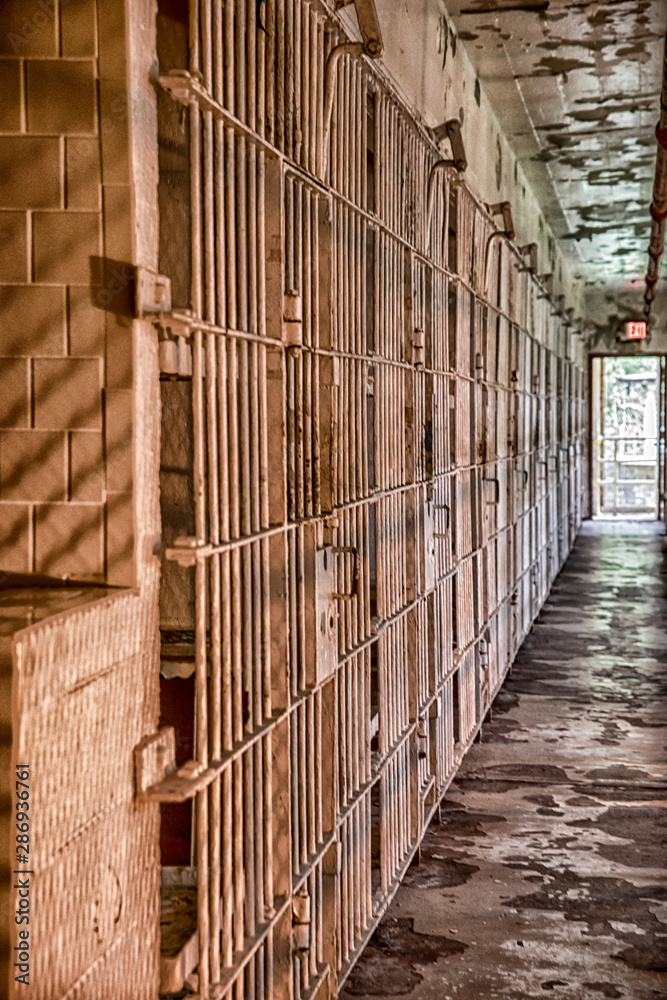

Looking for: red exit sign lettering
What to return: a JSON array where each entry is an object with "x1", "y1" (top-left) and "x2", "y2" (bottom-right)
[{"x1": 626, "y1": 320, "x2": 647, "y2": 340}]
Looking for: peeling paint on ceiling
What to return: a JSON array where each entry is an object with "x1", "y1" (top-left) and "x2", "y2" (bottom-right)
[{"x1": 446, "y1": 0, "x2": 667, "y2": 296}]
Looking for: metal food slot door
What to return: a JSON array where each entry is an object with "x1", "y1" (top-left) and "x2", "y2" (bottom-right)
[
  {"x1": 423, "y1": 494, "x2": 436, "y2": 594},
  {"x1": 305, "y1": 544, "x2": 339, "y2": 686}
]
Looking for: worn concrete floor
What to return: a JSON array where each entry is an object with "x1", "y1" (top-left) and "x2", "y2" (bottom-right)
[{"x1": 342, "y1": 521, "x2": 667, "y2": 1000}]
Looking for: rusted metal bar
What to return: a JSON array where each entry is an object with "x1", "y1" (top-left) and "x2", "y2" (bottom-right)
[{"x1": 153, "y1": 4, "x2": 589, "y2": 997}]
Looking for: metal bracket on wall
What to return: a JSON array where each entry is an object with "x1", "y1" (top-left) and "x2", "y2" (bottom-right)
[
  {"x1": 136, "y1": 266, "x2": 172, "y2": 315},
  {"x1": 425, "y1": 125, "x2": 468, "y2": 250},
  {"x1": 537, "y1": 273, "x2": 554, "y2": 299},
  {"x1": 487, "y1": 202, "x2": 516, "y2": 241},
  {"x1": 551, "y1": 294, "x2": 566, "y2": 318},
  {"x1": 484, "y1": 201, "x2": 515, "y2": 296},
  {"x1": 321, "y1": 1, "x2": 383, "y2": 178},
  {"x1": 518, "y1": 243, "x2": 538, "y2": 274},
  {"x1": 335, "y1": 0, "x2": 383, "y2": 58},
  {"x1": 134, "y1": 268, "x2": 195, "y2": 377},
  {"x1": 430, "y1": 119, "x2": 468, "y2": 172}
]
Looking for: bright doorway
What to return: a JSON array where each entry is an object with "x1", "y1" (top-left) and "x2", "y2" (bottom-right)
[{"x1": 591, "y1": 356, "x2": 663, "y2": 519}]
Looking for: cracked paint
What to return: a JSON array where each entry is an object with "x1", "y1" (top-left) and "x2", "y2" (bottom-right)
[{"x1": 445, "y1": 0, "x2": 667, "y2": 337}]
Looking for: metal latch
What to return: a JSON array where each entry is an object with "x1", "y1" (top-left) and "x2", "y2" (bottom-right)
[
  {"x1": 155, "y1": 308, "x2": 195, "y2": 378},
  {"x1": 136, "y1": 266, "x2": 172, "y2": 315},
  {"x1": 292, "y1": 888, "x2": 311, "y2": 952},
  {"x1": 416, "y1": 717, "x2": 428, "y2": 760},
  {"x1": 283, "y1": 290, "x2": 303, "y2": 347},
  {"x1": 433, "y1": 502, "x2": 450, "y2": 535},
  {"x1": 412, "y1": 328, "x2": 425, "y2": 368},
  {"x1": 135, "y1": 268, "x2": 194, "y2": 378},
  {"x1": 134, "y1": 728, "x2": 222, "y2": 803},
  {"x1": 483, "y1": 478, "x2": 500, "y2": 505},
  {"x1": 332, "y1": 546, "x2": 360, "y2": 600},
  {"x1": 423, "y1": 499, "x2": 435, "y2": 592},
  {"x1": 164, "y1": 536, "x2": 213, "y2": 567}
]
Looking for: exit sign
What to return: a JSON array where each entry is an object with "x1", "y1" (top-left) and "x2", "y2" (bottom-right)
[{"x1": 626, "y1": 320, "x2": 647, "y2": 340}]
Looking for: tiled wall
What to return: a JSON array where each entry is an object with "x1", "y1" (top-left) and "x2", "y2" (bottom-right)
[
  {"x1": 0, "y1": 0, "x2": 134, "y2": 586},
  {"x1": 2, "y1": 2, "x2": 163, "y2": 997}
]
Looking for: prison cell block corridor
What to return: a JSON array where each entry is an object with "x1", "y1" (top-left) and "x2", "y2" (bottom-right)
[{"x1": 2, "y1": 1, "x2": 667, "y2": 999}]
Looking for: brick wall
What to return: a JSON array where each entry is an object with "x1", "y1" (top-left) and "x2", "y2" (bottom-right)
[
  {"x1": 0, "y1": 0, "x2": 135, "y2": 587},
  {"x1": 1, "y1": 2, "x2": 162, "y2": 997}
]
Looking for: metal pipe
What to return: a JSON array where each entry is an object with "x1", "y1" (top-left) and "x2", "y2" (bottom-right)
[{"x1": 645, "y1": 30, "x2": 667, "y2": 323}]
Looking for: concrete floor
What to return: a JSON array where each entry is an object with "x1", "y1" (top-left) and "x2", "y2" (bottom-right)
[{"x1": 342, "y1": 521, "x2": 667, "y2": 1000}]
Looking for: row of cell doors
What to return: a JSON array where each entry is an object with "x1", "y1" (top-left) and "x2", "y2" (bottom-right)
[{"x1": 591, "y1": 355, "x2": 666, "y2": 520}]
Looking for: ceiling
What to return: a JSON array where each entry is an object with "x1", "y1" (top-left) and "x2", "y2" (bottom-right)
[{"x1": 446, "y1": 0, "x2": 667, "y2": 300}]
